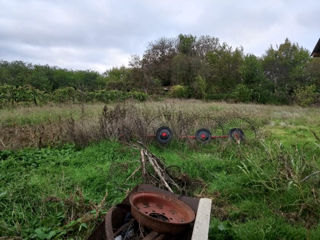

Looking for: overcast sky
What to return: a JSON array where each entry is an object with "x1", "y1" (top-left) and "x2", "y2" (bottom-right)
[{"x1": 0, "y1": 0, "x2": 319, "y2": 73}]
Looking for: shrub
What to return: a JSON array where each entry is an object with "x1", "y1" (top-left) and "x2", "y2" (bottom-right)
[
  {"x1": 294, "y1": 85, "x2": 318, "y2": 107},
  {"x1": 0, "y1": 85, "x2": 47, "y2": 106},
  {"x1": 93, "y1": 90, "x2": 147, "y2": 103},
  {"x1": 0, "y1": 85, "x2": 147, "y2": 107},
  {"x1": 0, "y1": 85, "x2": 14, "y2": 106},
  {"x1": 128, "y1": 91, "x2": 148, "y2": 101},
  {"x1": 231, "y1": 84, "x2": 252, "y2": 102},
  {"x1": 251, "y1": 82, "x2": 274, "y2": 104},
  {"x1": 53, "y1": 87, "x2": 77, "y2": 103},
  {"x1": 93, "y1": 90, "x2": 122, "y2": 103},
  {"x1": 192, "y1": 75, "x2": 207, "y2": 99},
  {"x1": 205, "y1": 93, "x2": 229, "y2": 101},
  {"x1": 106, "y1": 80, "x2": 128, "y2": 91},
  {"x1": 169, "y1": 85, "x2": 189, "y2": 98}
]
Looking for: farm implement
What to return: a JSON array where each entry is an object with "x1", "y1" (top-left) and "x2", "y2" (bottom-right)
[
  {"x1": 151, "y1": 126, "x2": 245, "y2": 144},
  {"x1": 117, "y1": 115, "x2": 255, "y2": 145}
]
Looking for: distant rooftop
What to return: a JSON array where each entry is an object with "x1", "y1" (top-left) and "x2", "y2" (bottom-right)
[{"x1": 311, "y1": 38, "x2": 320, "y2": 57}]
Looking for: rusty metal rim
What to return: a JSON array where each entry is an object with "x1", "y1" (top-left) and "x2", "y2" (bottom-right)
[{"x1": 129, "y1": 192, "x2": 195, "y2": 226}]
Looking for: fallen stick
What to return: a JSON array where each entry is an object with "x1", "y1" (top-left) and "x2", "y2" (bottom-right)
[
  {"x1": 140, "y1": 149, "x2": 147, "y2": 180},
  {"x1": 300, "y1": 171, "x2": 320, "y2": 183},
  {"x1": 126, "y1": 166, "x2": 141, "y2": 181},
  {"x1": 0, "y1": 138, "x2": 6, "y2": 148},
  {"x1": 137, "y1": 141, "x2": 166, "y2": 168},
  {"x1": 146, "y1": 151, "x2": 173, "y2": 193},
  {"x1": 145, "y1": 151, "x2": 181, "y2": 191},
  {"x1": 311, "y1": 130, "x2": 320, "y2": 142}
]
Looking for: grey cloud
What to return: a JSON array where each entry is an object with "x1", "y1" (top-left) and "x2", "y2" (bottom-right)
[{"x1": 0, "y1": 0, "x2": 318, "y2": 72}]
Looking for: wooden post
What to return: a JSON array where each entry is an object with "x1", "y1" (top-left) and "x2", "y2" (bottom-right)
[{"x1": 191, "y1": 198, "x2": 212, "y2": 240}]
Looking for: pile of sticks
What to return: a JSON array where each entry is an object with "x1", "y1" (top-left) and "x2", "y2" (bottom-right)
[
  {"x1": 127, "y1": 142, "x2": 181, "y2": 193},
  {"x1": 140, "y1": 148, "x2": 181, "y2": 193}
]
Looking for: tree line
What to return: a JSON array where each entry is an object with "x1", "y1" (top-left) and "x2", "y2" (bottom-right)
[{"x1": 1, "y1": 35, "x2": 320, "y2": 106}]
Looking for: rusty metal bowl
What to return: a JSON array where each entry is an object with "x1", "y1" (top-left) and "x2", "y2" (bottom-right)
[{"x1": 129, "y1": 192, "x2": 195, "y2": 234}]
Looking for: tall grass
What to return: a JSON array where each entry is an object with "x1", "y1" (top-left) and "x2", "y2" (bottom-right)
[{"x1": 1, "y1": 101, "x2": 261, "y2": 150}]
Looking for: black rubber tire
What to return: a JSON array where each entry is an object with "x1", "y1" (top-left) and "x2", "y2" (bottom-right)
[
  {"x1": 229, "y1": 128, "x2": 245, "y2": 143},
  {"x1": 195, "y1": 128, "x2": 212, "y2": 144},
  {"x1": 156, "y1": 126, "x2": 173, "y2": 144}
]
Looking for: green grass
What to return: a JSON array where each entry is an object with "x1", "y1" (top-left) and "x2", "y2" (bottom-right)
[
  {"x1": 2, "y1": 140, "x2": 320, "y2": 239},
  {"x1": 0, "y1": 141, "x2": 142, "y2": 239},
  {"x1": 1, "y1": 101, "x2": 320, "y2": 239},
  {"x1": 0, "y1": 103, "x2": 104, "y2": 127}
]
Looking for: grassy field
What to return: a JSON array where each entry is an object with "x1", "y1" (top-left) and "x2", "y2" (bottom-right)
[{"x1": 1, "y1": 100, "x2": 320, "y2": 239}]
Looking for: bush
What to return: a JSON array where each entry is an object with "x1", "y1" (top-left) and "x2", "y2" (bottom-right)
[
  {"x1": 92, "y1": 90, "x2": 147, "y2": 103},
  {"x1": 128, "y1": 91, "x2": 148, "y2": 101},
  {"x1": 52, "y1": 87, "x2": 77, "y2": 103},
  {"x1": 205, "y1": 93, "x2": 229, "y2": 101},
  {"x1": 93, "y1": 90, "x2": 124, "y2": 103},
  {"x1": 0, "y1": 85, "x2": 148, "y2": 107},
  {"x1": 106, "y1": 80, "x2": 128, "y2": 91},
  {"x1": 294, "y1": 85, "x2": 318, "y2": 107},
  {"x1": 192, "y1": 75, "x2": 207, "y2": 99},
  {"x1": 169, "y1": 85, "x2": 189, "y2": 98},
  {"x1": 231, "y1": 84, "x2": 252, "y2": 102},
  {"x1": 0, "y1": 84, "x2": 47, "y2": 107},
  {"x1": 0, "y1": 85, "x2": 14, "y2": 106},
  {"x1": 250, "y1": 81, "x2": 274, "y2": 104}
]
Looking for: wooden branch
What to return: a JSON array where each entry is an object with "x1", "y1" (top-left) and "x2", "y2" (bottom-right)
[
  {"x1": 146, "y1": 152, "x2": 180, "y2": 191},
  {"x1": 165, "y1": 174, "x2": 181, "y2": 192},
  {"x1": 126, "y1": 166, "x2": 141, "y2": 181},
  {"x1": 300, "y1": 171, "x2": 320, "y2": 183},
  {"x1": 0, "y1": 138, "x2": 6, "y2": 148},
  {"x1": 137, "y1": 146, "x2": 181, "y2": 193},
  {"x1": 140, "y1": 149, "x2": 147, "y2": 180},
  {"x1": 146, "y1": 153, "x2": 173, "y2": 193},
  {"x1": 137, "y1": 141, "x2": 166, "y2": 168},
  {"x1": 311, "y1": 130, "x2": 320, "y2": 142}
]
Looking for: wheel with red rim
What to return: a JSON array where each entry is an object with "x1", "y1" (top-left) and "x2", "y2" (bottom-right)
[
  {"x1": 229, "y1": 128, "x2": 245, "y2": 144},
  {"x1": 195, "y1": 128, "x2": 211, "y2": 143},
  {"x1": 156, "y1": 126, "x2": 173, "y2": 144}
]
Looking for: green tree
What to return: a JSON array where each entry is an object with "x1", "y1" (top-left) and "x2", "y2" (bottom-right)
[
  {"x1": 206, "y1": 44, "x2": 244, "y2": 93},
  {"x1": 141, "y1": 37, "x2": 176, "y2": 87},
  {"x1": 171, "y1": 54, "x2": 201, "y2": 87},
  {"x1": 104, "y1": 67, "x2": 130, "y2": 91},
  {"x1": 169, "y1": 85, "x2": 189, "y2": 98},
  {"x1": 177, "y1": 34, "x2": 196, "y2": 56},
  {"x1": 240, "y1": 55, "x2": 273, "y2": 103},
  {"x1": 262, "y1": 38, "x2": 311, "y2": 103},
  {"x1": 192, "y1": 75, "x2": 207, "y2": 99},
  {"x1": 30, "y1": 65, "x2": 51, "y2": 91},
  {"x1": 307, "y1": 58, "x2": 320, "y2": 91},
  {"x1": 194, "y1": 35, "x2": 219, "y2": 58},
  {"x1": 294, "y1": 85, "x2": 318, "y2": 106},
  {"x1": 231, "y1": 84, "x2": 252, "y2": 102},
  {"x1": 240, "y1": 55, "x2": 265, "y2": 86},
  {"x1": 52, "y1": 68, "x2": 75, "y2": 90}
]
